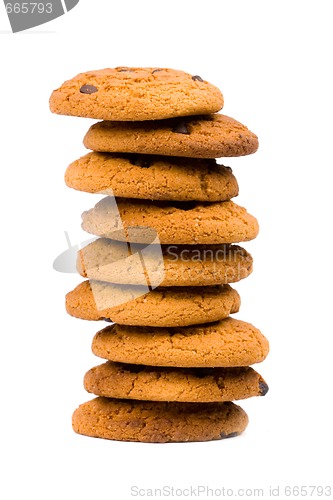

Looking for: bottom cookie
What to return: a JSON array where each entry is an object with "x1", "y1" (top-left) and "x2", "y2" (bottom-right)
[{"x1": 72, "y1": 397, "x2": 248, "y2": 443}]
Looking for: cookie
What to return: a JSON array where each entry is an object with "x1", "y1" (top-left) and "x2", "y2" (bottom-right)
[
  {"x1": 84, "y1": 362, "x2": 269, "y2": 403},
  {"x1": 65, "y1": 280, "x2": 240, "y2": 327},
  {"x1": 81, "y1": 197, "x2": 259, "y2": 245},
  {"x1": 65, "y1": 153, "x2": 239, "y2": 202},
  {"x1": 72, "y1": 397, "x2": 248, "y2": 443},
  {"x1": 83, "y1": 114, "x2": 258, "y2": 158},
  {"x1": 49, "y1": 68, "x2": 223, "y2": 121},
  {"x1": 92, "y1": 318, "x2": 269, "y2": 368},
  {"x1": 77, "y1": 238, "x2": 253, "y2": 287}
]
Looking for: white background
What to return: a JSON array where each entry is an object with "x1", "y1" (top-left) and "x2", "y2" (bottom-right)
[{"x1": 1, "y1": 1, "x2": 333, "y2": 499}]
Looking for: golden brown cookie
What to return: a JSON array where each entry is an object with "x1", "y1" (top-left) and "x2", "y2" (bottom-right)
[
  {"x1": 72, "y1": 397, "x2": 248, "y2": 443},
  {"x1": 65, "y1": 153, "x2": 239, "y2": 202},
  {"x1": 49, "y1": 68, "x2": 223, "y2": 121},
  {"x1": 65, "y1": 280, "x2": 240, "y2": 327},
  {"x1": 77, "y1": 238, "x2": 253, "y2": 287},
  {"x1": 81, "y1": 197, "x2": 259, "y2": 245},
  {"x1": 83, "y1": 114, "x2": 258, "y2": 158},
  {"x1": 92, "y1": 318, "x2": 269, "y2": 367},
  {"x1": 84, "y1": 362, "x2": 269, "y2": 403}
]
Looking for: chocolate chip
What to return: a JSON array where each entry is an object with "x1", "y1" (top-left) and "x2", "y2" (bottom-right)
[
  {"x1": 206, "y1": 159, "x2": 217, "y2": 166},
  {"x1": 221, "y1": 431, "x2": 239, "y2": 439},
  {"x1": 226, "y1": 432, "x2": 239, "y2": 438},
  {"x1": 141, "y1": 162, "x2": 152, "y2": 168},
  {"x1": 192, "y1": 75, "x2": 204, "y2": 82},
  {"x1": 80, "y1": 84, "x2": 98, "y2": 94},
  {"x1": 172, "y1": 121, "x2": 190, "y2": 135},
  {"x1": 102, "y1": 317, "x2": 113, "y2": 322},
  {"x1": 259, "y1": 380, "x2": 269, "y2": 396},
  {"x1": 130, "y1": 157, "x2": 152, "y2": 168},
  {"x1": 152, "y1": 69, "x2": 163, "y2": 74}
]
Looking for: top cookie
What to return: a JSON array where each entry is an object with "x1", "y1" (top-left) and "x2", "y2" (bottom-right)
[{"x1": 49, "y1": 67, "x2": 224, "y2": 121}]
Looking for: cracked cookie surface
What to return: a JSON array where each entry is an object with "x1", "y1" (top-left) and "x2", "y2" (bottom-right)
[
  {"x1": 66, "y1": 280, "x2": 240, "y2": 327},
  {"x1": 92, "y1": 318, "x2": 269, "y2": 367},
  {"x1": 65, "y1": 153, "x2": 239, "y2": 202},
  {"x1": 72, "y1": 397, "x2": 248, "y2": 443},
  {"x1": 83, "y1": 114, "x2": 258, "y2": 158},
  {"x1": 81, "y1": 197, "x2": 259, "y2": 245},
  {"x1": 84, "y1": 362, "x2": 269, "y2": 403},
  {"x1": 50, "y1": 67, "x2": 223, "y2": 121},
  {"x1": 77, "y1": 239, "x2": 253, "y2": 286}
]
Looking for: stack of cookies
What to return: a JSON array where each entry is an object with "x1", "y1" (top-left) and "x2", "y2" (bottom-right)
[{"x1": 50, "y1": 67, "x2": 269, "y2": 443}]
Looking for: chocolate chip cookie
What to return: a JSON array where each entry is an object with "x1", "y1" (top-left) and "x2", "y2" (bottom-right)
[
  {"x1": 84, "y1": 362, "x2": 269, "y2": 403},
  {"x1": 65, "y1": 153, "x2": 239, "y2": 201},
  {"x1": 77, "y1": 238, "x2": 253, "y2": 286},
  {"x1": 91, "y1": 318, "x2": 269, "y2": 367},
  {"x1": 81, "y1": 197, "x2": 259, "y2": 245},
  {"x1": 50, "y1": 67, "x2": 224, "y2": 121},
  {"x1": 72, "y1": 397, "x2": 249, "y2": 443},
  {"x1": 65, "y1": 280, "x2": 240, "y2": 327},
  {"x1": 83, "y1": 114, "x2": 258, "y2": 158}
]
